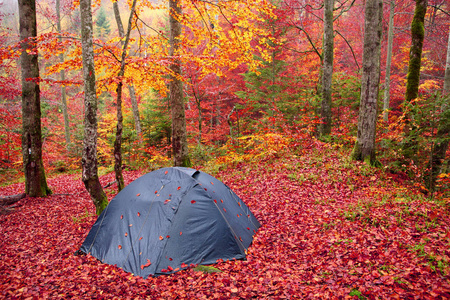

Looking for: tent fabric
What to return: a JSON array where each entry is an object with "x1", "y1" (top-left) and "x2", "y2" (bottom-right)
[{"x1": 79, "y1": 167, "x2": 260, "y2": 278}]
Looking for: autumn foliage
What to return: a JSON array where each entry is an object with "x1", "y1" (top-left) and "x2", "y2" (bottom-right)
[{"x1": 1, "y1": 135, "x2": 450, "y2": 298}]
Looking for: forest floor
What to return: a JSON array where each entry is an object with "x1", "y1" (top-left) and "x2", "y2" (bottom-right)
[{"x1": 1, "y1": 138, "x2": 449, "y2": 299}]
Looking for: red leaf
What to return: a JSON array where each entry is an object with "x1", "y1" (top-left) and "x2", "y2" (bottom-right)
[
  {"x1": 159, "y1": 236, "x2": 163, "y2": 240},
  {"x1": 139, "y1": 237, "x2": 143, "y2": 240},
  {"x1": 214, "y1": 199, "x2": 217, "y2": 203},
  {"x1": 191, "y1": 200, "x2": 196, "y2": 204},
  {"x1": 181, "y1": 263, "x2": 187, "y2": 268},
  {"x1": 125, "y1": 232, "x2": 128, "y2": 237},
  {"x1": 223, "y1": 208, "x2": 227, "y2": 212},
  {"x1": 118, "y1": 245, "x2": 122, "y2": 249},
  {"x1": 177, "y1": 186, "x2": 181, "y2": 190},
  {"x1": 180, "y1": 231, "x2": 182, "y2": 235},
  {"x1": 136, "y1": 193, "x2": 141, "y2": 197},
  {"x1": 167, "y1": 265, "x2": 173, "y2": 271},
  {"x1": 165, "y1": 170, "x2": 168, "y2": 174},
  {"x1": 166, "y1": 235, "x2": 170, "y2": 238},
  {"x1": 137, "y1": 212, "x2": 140, "y2": 217},
  {"x1": 164, "y1": 199, "x2": 171, "y2": 204},
  {"x1": 120, "y1": 215, "x2": 123, "y2": 219}
]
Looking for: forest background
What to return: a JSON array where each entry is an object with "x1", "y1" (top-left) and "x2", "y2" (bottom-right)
[{"x1": 1, "y1": 0, "x2": 450, "y2": 298}]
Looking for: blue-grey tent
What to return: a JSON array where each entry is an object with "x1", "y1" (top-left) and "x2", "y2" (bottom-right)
[{"x1": 79, "y1": 167, "x2": 260, "y2": 278}]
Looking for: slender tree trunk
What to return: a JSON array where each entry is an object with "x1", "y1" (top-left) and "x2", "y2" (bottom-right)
[
  {"x1": 383, "y1": 0, "x2": 395, "y2": 122},
  {"x1": 425, "y1": 26, "x2": 450, "y2": 192},
  {"x1": 403, "y1": 0, "x2": 428, "y2": 159},
  {"x1": 18, "y1": 0, "x2": 51, "y2": 197},
  {"x1": 56, "y1": 0, "x2": 71, "y2": 149},
  {"x1": 350, "y1": 0, "x2": 383, "y2": 166},
  {"x1": 80, "y1": 0, "x2": 108, "y2": 215},
  {"x1": 169, "y1": 0, "x2": 191, "y2": 167},
  {"x1": 113, "y1": 1, "x2": 142, "y2": 138},
  {"x1": 319, "y1": 0, "x2": 334, "y2": 138},
  {"x1": 113, "y1": 0, "x2": 138, "y2": 192}
]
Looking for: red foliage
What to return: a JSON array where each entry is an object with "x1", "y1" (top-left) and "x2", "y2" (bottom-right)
[{"x1": 1, "y1": 143, "x2": 449, "y2": 298}]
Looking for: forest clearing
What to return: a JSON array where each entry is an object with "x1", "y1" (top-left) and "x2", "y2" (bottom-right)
[
  {"x1": 1, "y1": 137, "x2": 450, "y2": 299},
  {"x1": 1, "y1": 0, "x2": 450, "y2": 298}
]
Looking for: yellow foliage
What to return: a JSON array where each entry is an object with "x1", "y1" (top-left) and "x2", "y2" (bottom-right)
[{"x1": 215, "y1": 133, "x2": 291, "y2": 165}]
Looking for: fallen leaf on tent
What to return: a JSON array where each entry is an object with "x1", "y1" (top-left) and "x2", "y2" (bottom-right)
[
  {"x1": 181, "y1": 263, "x2": 187, "y2": 268},
  {"x1": 214, "y1": 199, "x2": 217, "y2": 203},
  {"x1": 136, "y1": 193, "x2": 140, "y2": 197},
  {"x1": 164, "y1": 199, "x2": 170, "y2": 204},
  {"x1": 180, "y1": 231, "x2": 182, "y2": 235},
  {"x1": 154, "y1": 191, "x2": 158, "y2": 194},
  {"x1": 137, "y1": 212, "x2": 140, "y2": 217},
  {"x1": 220, "y1": 199, "x2": 224, "y2": 203},
  {"x1": 168, "y1": 266, "x2": 173, "y2": 271},
  {"x1": 166, "y1": 235, "x2": 170, "y2": 238},
  {"x1": 177, "y1": 186, "x2": 181, "y2": 190},
  {"x1": 210, "y1": 182, "x2": 214, "y2": 185},
  {"x1": 191, "y1": 200, "x2": 196, "y2": 204},
  {"x1": 118, "y1": 245, "x2": 122, "y2": 249},
  {"x1": 165, "y1": 170, "x2": 168, "y2": 174},
  {"x1": 120, "y1": 215, "x2": 123, "y2": 219},
  {"x1": 159, "y1": 236, "x2": 163, "y2": 240},
  {"x1": 223, "y1": 208, "x2": 227, "y2": 212},
  {"x1": 140, "y1": 259, "x2": 151, "y2": 269},
  {"x1": 139, "y1": 237, "x2": 143, "y2": 240},
  {"x1": 125, "y1": 232, "x2": 128, "y2": 237}
]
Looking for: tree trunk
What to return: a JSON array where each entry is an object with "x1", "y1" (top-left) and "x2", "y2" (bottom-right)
[
  {"x1": 113, "y1": 1, "x2": 142, "y2": 138},
  {"x1": 424, "y1": 26, "x2": 450, "y2": 192},
  {"x1": 403, "y1": 0, "x2": 428, "y2": 159},
  {"x1": 350, "y1": 0, "x2": 383, "y2": 166},
  {"x1": 169, "y1": 0, "x2": 191, "y2": 167},
  {"x1": 18, "y1": 0, "x2": 51, "y2": 197},
  {"x1": 383, "y1": 0, "x2": 395, "y2": 122},
  {"x1": 319, "y1": 0, "x2": 334, "y2": 138},
  {"x1": 56, "y1": 0, "x2": 71, "y2": 149},
  {"x1": 113, "y1": 0, "x2": 138, "y2": 192},
  {"x1": 80, "y1": 0, "x2": 108, "y2": 215}
]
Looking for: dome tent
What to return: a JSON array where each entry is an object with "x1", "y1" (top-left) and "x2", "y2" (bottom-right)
[{"x1": 79, "y1": 167, "x2": 260, "y2": 278}]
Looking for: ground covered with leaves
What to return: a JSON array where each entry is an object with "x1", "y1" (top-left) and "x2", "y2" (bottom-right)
[{"x1": 1, "y1": 139, "x2": 450, "y2": 299}]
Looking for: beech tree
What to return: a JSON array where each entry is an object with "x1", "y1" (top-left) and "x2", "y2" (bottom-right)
[
  {"x1": 80, "y1": 0, "x2": 108, "y2": 215},
  {"x1": 350, "y1": 0, "x2": 383, "y2": 165},
  {"x1": 319, "y1": 0, "x2": 334, "y2": 138},
  {"x1": 18, "y1": 0, "x2": 51, "y2": 197},
  {"x1": 56, "y1": 0, "x2": 71, "y2": 149},
  {"x1": 169, "y1": 0, "x2": 191, "y2": 167},
  {"x1": 112, "y1": 0, "x2": 141, "y2": 138},
  {"x1": 113, "y1": 0, "x2": 138, "y2": 192},
  {"x1": 425, "y1": 26, "x2": 450, "y2": 192},
  {"x1": 383, "y1": 0, "x2": 395, "y2": 122},
  {"x1": 402, "y1": 0, "x2": 428, "y2": 159}
]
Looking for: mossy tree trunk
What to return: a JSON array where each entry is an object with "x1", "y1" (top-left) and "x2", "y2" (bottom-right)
[
  {"x1": 19, "y1": 0, "x2": 51, "y2": 197},
  {"x1": 80, "y1": 0, "x2": 108, "y2": 215},
  {"x1": 425, "y1": 26, "x2": 450, "y2": 192},
  {"x1": 350, "y1": 0, "x2": 383, "y2": 166},
  {"x1": 403, "y1": 0, "x2": 428, "y2": 160},
  {"x1": 169, "y1": 0, "x2": 191, "y2": 167},
  {"x1": 319, "y1": 0, "x2": 334, "y2": 138}
]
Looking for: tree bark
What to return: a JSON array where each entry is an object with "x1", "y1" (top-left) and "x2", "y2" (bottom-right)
[
  {"x1": 18, "y1": 0, "x2": 51, "y2": 197},
  {"x1": 113, "y1": 1, "x2": 142, "y2": 138},
  {"x1": 425, "y1": 26, "x2": 450, "y2": 192},
  {"x1": 113, "y1": 0, "x2": 138, "y2": 192},
  {"x1": 383, "y1": 0, "x2": 395, "y2": 122},
  {"x1": 402, "y1": 0, "x2": 428, "y2": 160},
  {"x1": 80, "y1": 0, "x2": 108, "y2": 215},
  {"x1": 350, "y1": 0, "x2": 383, "y2": 166},
  {"x1": 319, "y1": 0, "x2": 334, "y2": 138},
  {"x1": 56, "y1": 0, "x2": 71, "y2": 149},
  {"x1": 169, "y1": 0, "x2": 191, "y2": 167}
]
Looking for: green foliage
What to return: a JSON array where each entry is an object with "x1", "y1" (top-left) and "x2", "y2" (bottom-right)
[{"x1": 95, "y1": 7, "x2": 111, "y2": 39}]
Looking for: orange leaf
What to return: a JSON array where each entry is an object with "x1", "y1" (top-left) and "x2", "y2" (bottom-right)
[
  {"x1": 118, "y1": 245, "x2": 122, "y2": 249},
  {"x1": 159, "y1": 236, "x2": 163, "y2": 240},
  {"x1": 137, "y1": 212, "x2": 141, "y2": 217},
  {"x1": 136, "y1": 193, "x2": 141, "y2": 197},
  {"x1": 139, "y1": 237, "x2": 143, "y2": 240}
]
